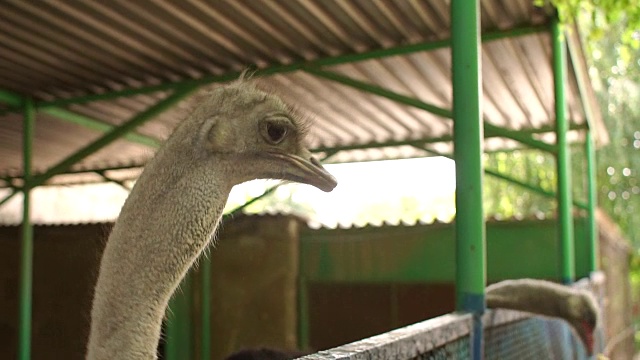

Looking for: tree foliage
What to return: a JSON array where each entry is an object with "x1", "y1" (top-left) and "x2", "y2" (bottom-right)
[
  {"x1": 485, "y1": 2, "x2": 640, "y2": 247},
  {"x1": 536, "y1": 0, "x2": 640, "y2": 63}
]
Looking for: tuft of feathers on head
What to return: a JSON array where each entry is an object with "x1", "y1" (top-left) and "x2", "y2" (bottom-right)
[
  {"x1": 182, "y1": 74, "x2": 314, "y2": 149},
  {"x1": 235, "y1": 68, "x2": 258, "y2": 83}
]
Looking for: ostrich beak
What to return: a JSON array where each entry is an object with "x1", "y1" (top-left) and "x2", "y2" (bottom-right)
[{"x1": 266, "y1": 150, "x2": 337, "y2": 192}]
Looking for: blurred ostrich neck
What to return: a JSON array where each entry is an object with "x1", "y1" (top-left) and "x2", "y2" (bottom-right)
[
  {"x1": 87, "y1": 137, "x2": 231, "y2": 359},
  {"x1": 487, "y1": 281, "x2": 575, "y2": 319}
]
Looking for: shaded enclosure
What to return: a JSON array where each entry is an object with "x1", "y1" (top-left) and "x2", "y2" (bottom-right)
[{"x1": 0, "y1": 213, "x2": 632, "y2": 359}]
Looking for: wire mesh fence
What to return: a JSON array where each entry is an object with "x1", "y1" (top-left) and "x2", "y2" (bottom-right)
[{"x1": 301, "y1": 278, "x2": 603, "y2": 360}]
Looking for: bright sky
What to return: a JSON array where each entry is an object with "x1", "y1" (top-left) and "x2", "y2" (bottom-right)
[
  {"x1": 0, "y1": 157, "x2": 457, "y2": 227},
  {"x1": 226, "y1": 156, "x2": 457, "y2": 227}
]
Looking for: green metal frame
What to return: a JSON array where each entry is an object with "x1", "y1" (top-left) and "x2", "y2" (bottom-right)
[
  {"x1": 303, "y1": 67, "x2": 557, "y2": 153},
  {"x1": 451, "y1": 1, "x2": 485, "y2": 359},
  {"x1": 0, "y1": 26, "x2": 544, "y2": 110},
  {"x1": 585, "y1": 131, "x2": 598, "y2": 271},
  {"x1": 0, "y1": 8, "x2": 599, "y2": 358},
  {"x1": 413, "y1": 144, "x2": 589, "y2": 210},
  {"x1": 18, "y1": 98, "x2": 34, "y2": 360},
  {"x1": 552, "y1": 17, "x2": 576, "y2": 284},
  {"x1": 166, "y1": 271, "x2": 194, "y2": 360}
]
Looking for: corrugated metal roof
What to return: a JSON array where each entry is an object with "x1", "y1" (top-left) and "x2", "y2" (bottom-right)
[{"x1": 0, "y1": 0, "x2": 604, "y2": 185}]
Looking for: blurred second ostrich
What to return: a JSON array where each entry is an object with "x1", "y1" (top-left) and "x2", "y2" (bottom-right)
[{"x1": 486, "y1": 278, "x2": 599, "y2": 355}]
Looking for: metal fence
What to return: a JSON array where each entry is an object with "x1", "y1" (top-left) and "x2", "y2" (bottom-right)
[
  {"x1": 300, "y1": 279, "x2": 603, "y2": 360},
  {"x1": 300, "y1": 312, "x2": 600, "y2": 360}
]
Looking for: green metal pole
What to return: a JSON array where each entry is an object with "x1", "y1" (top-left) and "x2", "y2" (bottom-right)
[
  {"x1": 19, "y1": 98, "x2": 35, "y2": 360},
  {"x1": 452, "y1": 1, "x2": 485, "y2": 359},
  {"x1": 166, "y1": 272, "x2": 193, "y2": 360},
  {"x1": 552, "y1": 17, "x2": 575, "y2": 284},
  {"x1": 585, "y1": 131, "x2": 598, "y2": 271},
  {"x1": 200, "y1": 256, "x2": 211, "y2": 360},
  {"x1": 297, "y1": 276, "x2": 310, "y2": 350}
]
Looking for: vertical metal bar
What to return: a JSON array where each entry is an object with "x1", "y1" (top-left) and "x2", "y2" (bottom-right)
[
  {"x1": 19, "y1": 98, "x2": 35, "y2": 360},
  {"x1": 552, "y1": 16, "x2": 575, "y2": 284},
  {"x1": 201, "y1": 256, "x2": 211, "y2": 360},
  {"x1": 297, "y1": 276, "x2": 310, "y2": 350},
  {"x1": 30, "y1": 85, "x2": 198, "y2": 189},
  {"x1": 452, "y1": 1, "x2": 485, "y2": 359},
  {"x1": 585, "y1": 131, "x2": 598, "y2": 271},
  {"x1": 166, "y1": 272, "x2": 193, "y2": 360}
]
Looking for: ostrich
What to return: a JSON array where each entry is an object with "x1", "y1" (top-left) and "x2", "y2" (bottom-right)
[
  {"x1": 486, "y1": 278, "x2": 599, "y2": 355},
  {"x1": 86, "y1": 81, "x2": 337, "y2": 360}
]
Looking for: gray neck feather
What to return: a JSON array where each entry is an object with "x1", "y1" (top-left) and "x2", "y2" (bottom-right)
[{"x1": 87, "y1": 134, "x2": 230, "y2": 360}]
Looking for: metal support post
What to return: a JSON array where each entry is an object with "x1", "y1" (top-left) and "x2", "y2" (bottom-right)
[
  {"x1": 585, "y1": 131, "x2": 598, "y2": 271},
  {"x1": 200, "y1": 255, "x2": 212, "y2": 360},
  {"x1": 166, "y1": 272, "x2": 193, "y2": 360},
  {"x1": 552, "y1": 17, "x2": 575, "y2": 284},
  {"x1": 452, "y1": 1, "x2": 485, "y2": 359},
  {"x1": 19, "y1": 98, "x2": 35, "y2": 360}
]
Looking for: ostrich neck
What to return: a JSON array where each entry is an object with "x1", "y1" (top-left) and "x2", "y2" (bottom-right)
[
  {"x1": 87, "y1": 146, "x2": 230, "y2": 360},
  {"x1": 486, "y1": 281, "x2": 573, "y2": 320}
]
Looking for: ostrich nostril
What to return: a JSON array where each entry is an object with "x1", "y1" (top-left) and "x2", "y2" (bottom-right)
[{"x1": 310, "y1": 156, "x2": 322, "y2": 167}]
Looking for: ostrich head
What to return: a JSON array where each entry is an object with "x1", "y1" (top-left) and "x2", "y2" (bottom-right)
[
  {"x1": 87, "y1": 81, "x2": 337, "y2": 360},
  {"x1": 166, "y1": 81, "x2": 337, "y2": 192},
  {"x1": 486, "y1": 278, "x2": 599, "y2": 355}
]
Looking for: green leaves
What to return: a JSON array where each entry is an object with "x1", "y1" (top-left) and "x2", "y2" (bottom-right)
[{"x1": 537, "y1": 0, "x2": 640, "y2": 67}]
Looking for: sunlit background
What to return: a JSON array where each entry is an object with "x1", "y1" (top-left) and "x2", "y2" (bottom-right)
[{"x1": 0, "y1": 157, "x2": 457, "y2": 228}]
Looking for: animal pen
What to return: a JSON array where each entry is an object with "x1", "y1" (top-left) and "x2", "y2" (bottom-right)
[{"x1": 0, "y1": 1, "x2": 622, "y2": 359}]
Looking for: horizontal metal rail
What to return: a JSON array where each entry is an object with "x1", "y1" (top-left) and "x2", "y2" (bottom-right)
[
  {"x1": 416, "y1": 144, "x2": 588, "y2": 210},
  {"x1": 16, "y1": 25, "x2": 546, "y2": 108},
  {"x1": 304, "y1": 67, "x2": 558, "y2": 153}
]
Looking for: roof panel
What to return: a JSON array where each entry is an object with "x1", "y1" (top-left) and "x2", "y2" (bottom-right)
[{"x1": 0, "y1": 0, "x2": 604, "y2": 186}]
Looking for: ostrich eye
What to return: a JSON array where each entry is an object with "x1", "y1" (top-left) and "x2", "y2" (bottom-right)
[{"x1": 262, "y1": 120, "x2": 290, "y2": 145}]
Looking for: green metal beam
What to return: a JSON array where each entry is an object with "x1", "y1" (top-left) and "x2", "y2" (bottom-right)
[
  {"x1": 483, "y1": 123, "x2": 557, "y2": 153},
  {"x1": 0, "y1": 123, "x2": 587, "y2": 188},
  {"x1": 585, "y1": 132, "x2": 598, "y2": 271},
  {"x1": 484, "y1": 168, "x2": 588, "y2": 210},
  {"x1": 18, "y1": 98, "x2": 34, "y2": 360},
  {"x1": 30, "y1": 85, "x2": 198, "y2": 189},
  {"x1": 41, "y1": 108, "x2": 162, "y2": 149},
  {"x1": 303, "y1": 67, "x2": 558, "y2": 153},
  {"x1": 414, "y1": 144, "x2": 588, "y2": 210},
  {"x1": 223, "y1": 185, "x2": 280, "y2": 219},
  {"x1": 95, "y1": 171, "x2": 131, "y2": 191},
  {"x1": 0, "y1": 85, "x2": 197, "y2": 206},
  {"x1": 303, "y1": 67, "x2": 453, "y2": 119},
  {"x1": 452, "y1": 2, "x2": 485, "y2": 360},
  {"x1": 1, "y1": 162, "x2": 146, "y2": 182},
  {"x1": 0, "y1": 88, "x2": 162, "y2": 149},
  {"x1": 0, "y1": 89, "x2": 24, "y2": 107},
  {"x1": 30, "y1": 25, "x2": 546, "y2": 109},
  {"x1": 552, "y1": 17, "x2": 575, "y2": 284},
  {"x1": 0, "y1": 189, "x2": 17, "y2": 207}
]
